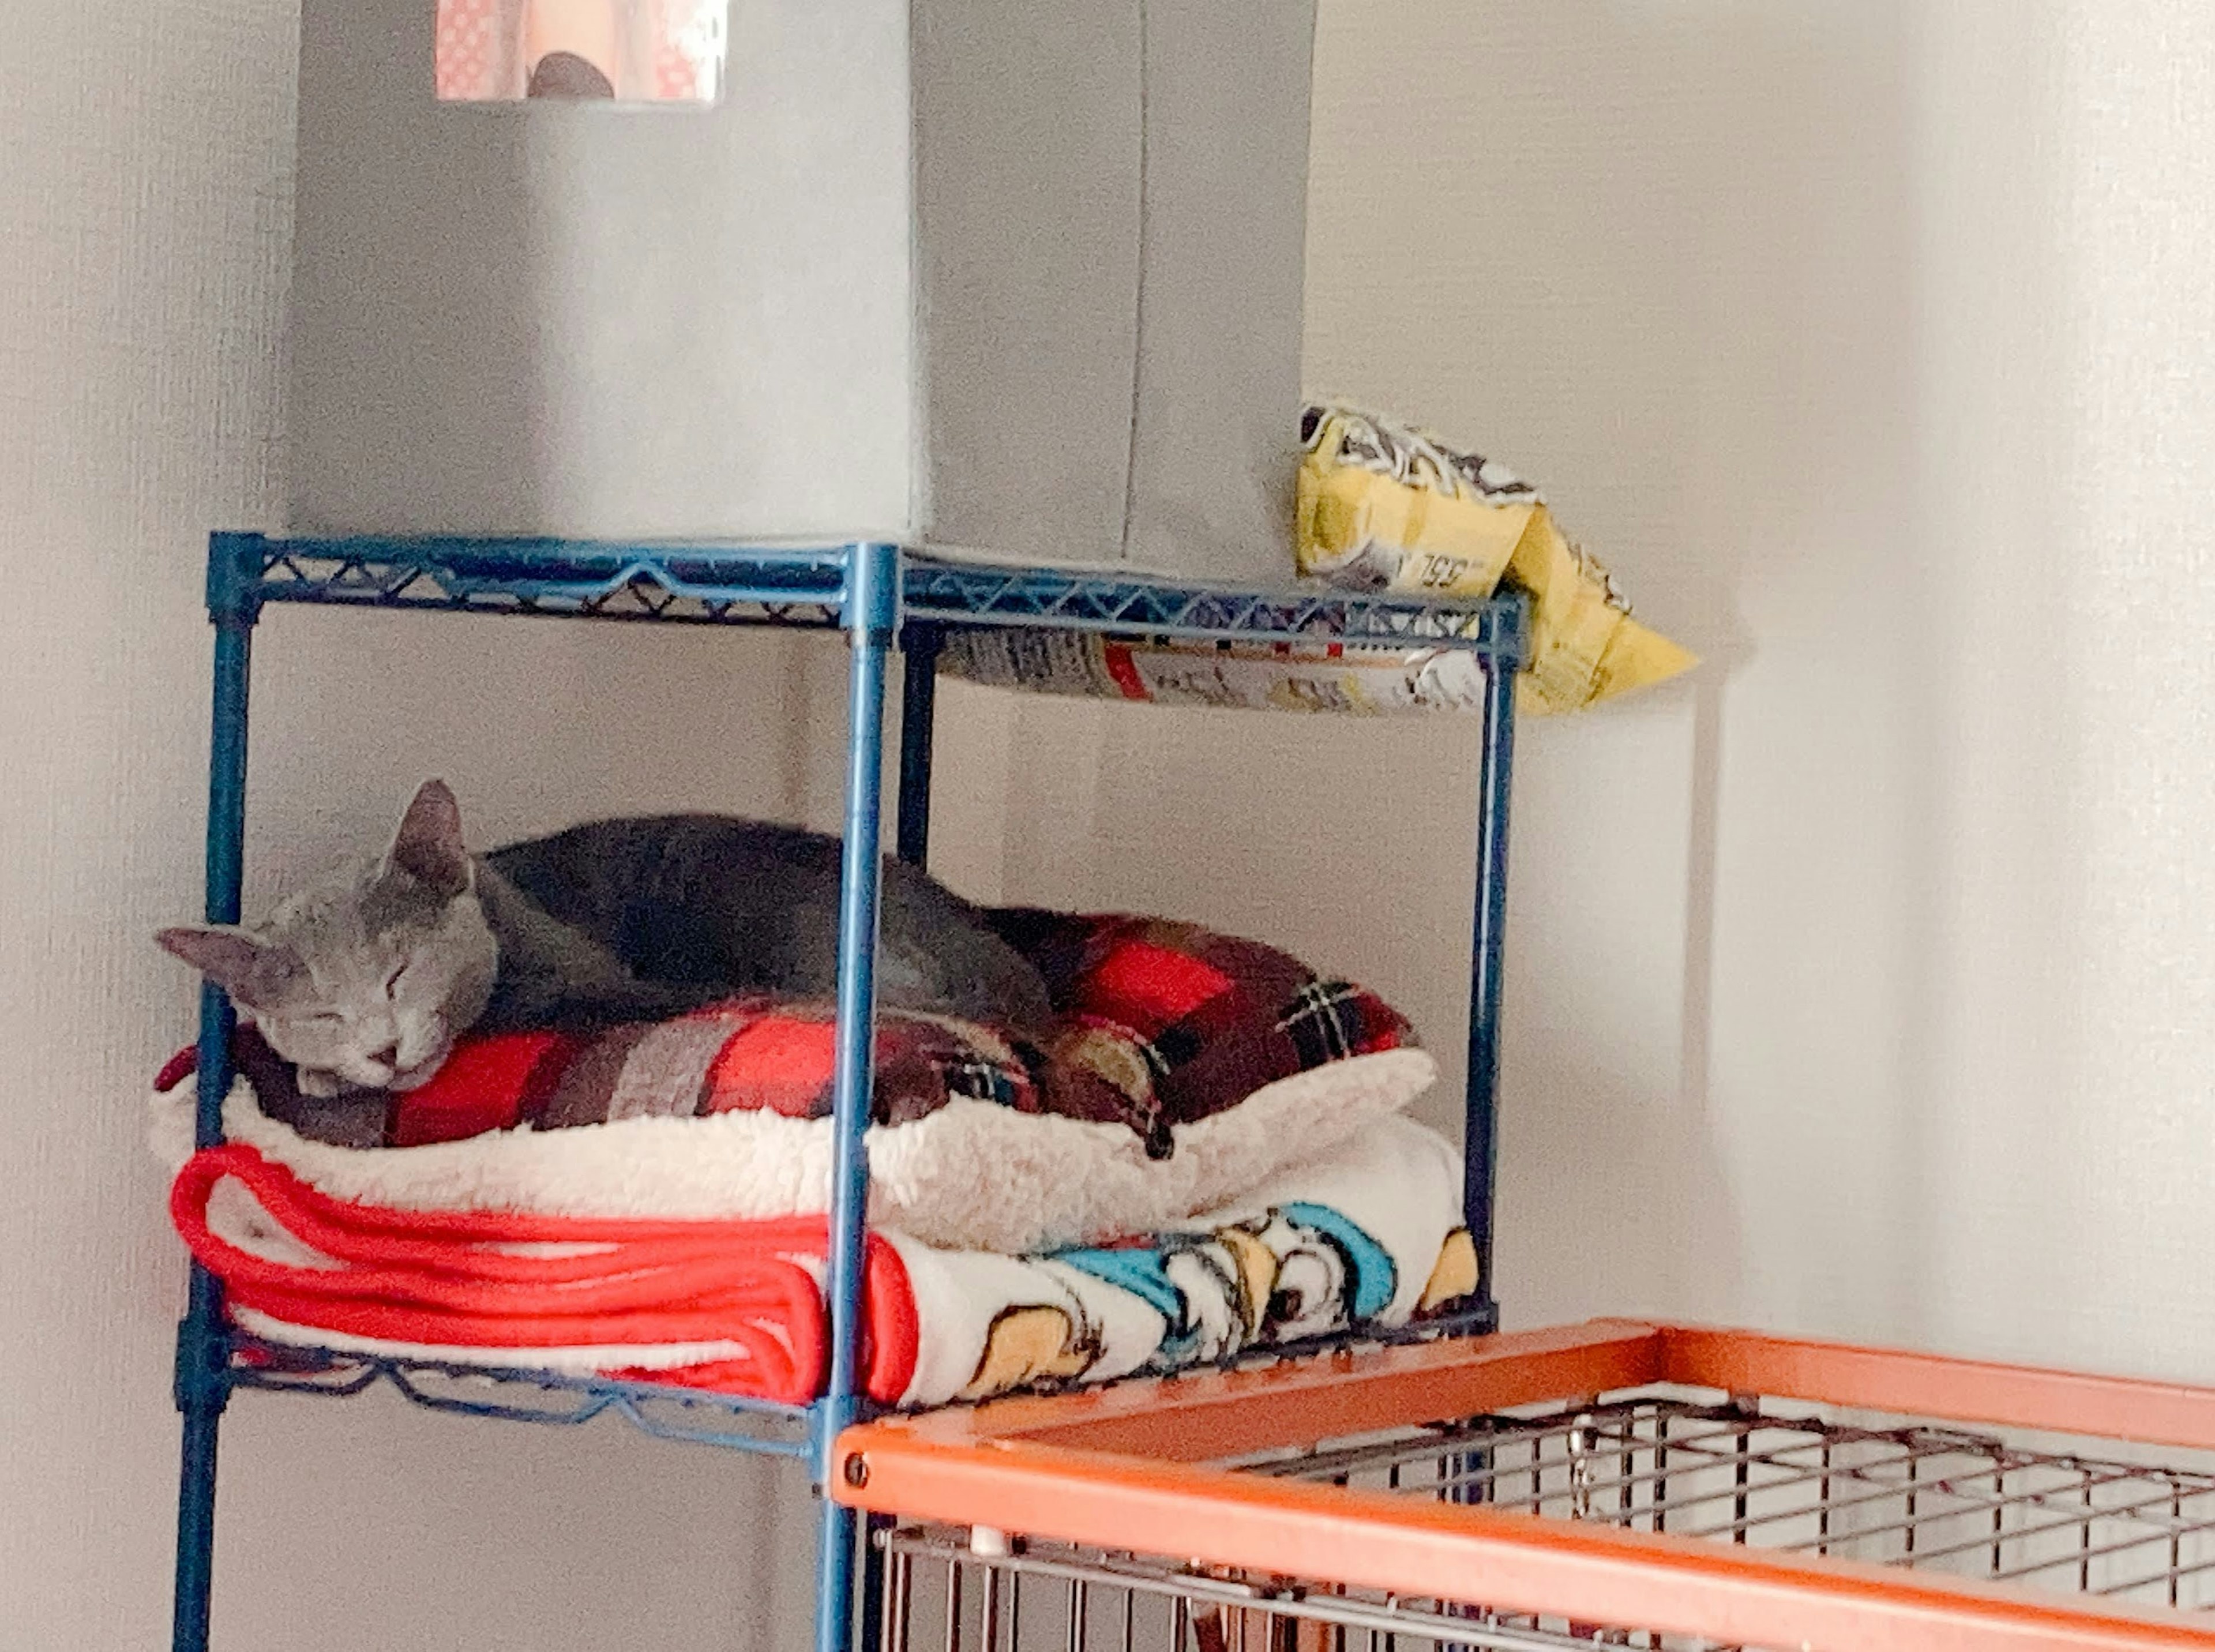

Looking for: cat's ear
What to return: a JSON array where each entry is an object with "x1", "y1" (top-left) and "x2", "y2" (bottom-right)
[
  {"x1": 156, "y1": 926, "x2": 307, "y2": 1010},
  {"x1": 389, "y1": 779, "x2": 471, "y2": 898}
]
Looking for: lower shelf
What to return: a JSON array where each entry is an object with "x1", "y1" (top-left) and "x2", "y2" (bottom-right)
[
  {"x1": 226, "y1": 1337, "x2": 816, "y2": 1457},
  {"x1": 213, "y1": 1303, "x2": 1502, "y2": 1463}
]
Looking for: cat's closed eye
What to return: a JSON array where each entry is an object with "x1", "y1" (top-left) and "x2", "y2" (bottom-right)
[{"x1": 384, "y1": 963, "x2": 409, "y2": 998}]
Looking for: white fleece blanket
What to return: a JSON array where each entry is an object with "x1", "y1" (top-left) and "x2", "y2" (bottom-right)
[{"x1": 150, "y1": 1046, "x2": 1437, "y2": 1256}]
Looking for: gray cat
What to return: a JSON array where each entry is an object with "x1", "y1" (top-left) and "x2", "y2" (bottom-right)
[{"x1": 157, "y1": 780, "x2": 1056, "y2": 1098}]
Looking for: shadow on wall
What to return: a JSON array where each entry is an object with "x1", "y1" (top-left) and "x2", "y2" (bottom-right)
[
  {"x1": 1304, "y1": 0, "x2": 2094, "y2": 1352},
  {"x1": 1024, "y1": 0, "x2": 1979, "y2": 1334}
]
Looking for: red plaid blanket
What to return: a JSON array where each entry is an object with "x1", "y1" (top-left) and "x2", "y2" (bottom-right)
[
  {"x1": 162, "y1": 912, "x2": 1414, "y2": 1161},
  {"x1": 1001, "y1": 910, "x2": 1414, "y2": 1157}
]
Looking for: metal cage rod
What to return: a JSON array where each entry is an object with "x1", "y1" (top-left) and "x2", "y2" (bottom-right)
[
  {"x1": 1297, "y1": 1411, "x2": 2215, "y2": 1574},
  {"x1": 885, "y1": 1534, "x2": 1625, "y2": 1652}
]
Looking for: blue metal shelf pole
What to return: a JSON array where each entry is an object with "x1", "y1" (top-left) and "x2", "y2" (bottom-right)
[
  {"x1": 868, "y1": 616, "x2": 943, "y2": 1648},
  {"x1": 895, "y1": 624, "x2": 943, "y2": 868},
  {"x1": 174, "y1": 533, "x2": 259, "y2": 1652},
  {"x1": 814, "y1": 542, "x2": 901, "y2": 1652},
  {"x1": 1463, "y1": 652, "x2": 1519, "y2": 1323}
]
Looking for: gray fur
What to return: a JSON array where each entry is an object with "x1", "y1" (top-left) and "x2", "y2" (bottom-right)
[{"x1": 158, "y1": 780, "x2": 1055, "y2": 1097}]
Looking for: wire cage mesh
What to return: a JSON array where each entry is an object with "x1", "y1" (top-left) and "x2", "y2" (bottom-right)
[{"x1": 875, "y1": 1383, "x2": 2215, "y2": 1652}]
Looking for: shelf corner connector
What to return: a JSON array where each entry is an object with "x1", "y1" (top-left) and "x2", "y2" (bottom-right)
[
  {"x1": 205, "y1": 531, "x2": 268, "y2": 626},
  {"x1": 844, "y1": 542, "x2": 903, "y2": 644}
]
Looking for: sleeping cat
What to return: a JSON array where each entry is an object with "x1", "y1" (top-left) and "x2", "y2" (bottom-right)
[{"x1": 157, "y1": 780, "x2": 1057, "y2": 1098}]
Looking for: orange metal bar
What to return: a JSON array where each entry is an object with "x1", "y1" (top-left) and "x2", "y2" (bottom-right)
[
  {"x1": 875, "y1": 1320, "x2": 2215, "y2": 1459},
  {"x1": 1658, "y1": 1324, "x2": 2215, "y2": 1455},
  {"x1": 873, "y1": 1320, "x2": 1665, "y2": 1459},
  {"x1": 831, "y1": 1321, "x2": 2215, "y2": 1652}
]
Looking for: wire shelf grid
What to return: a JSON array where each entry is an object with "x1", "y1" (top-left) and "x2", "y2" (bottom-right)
[
  {"x1": 224, "y1": 1338, "x2": 814, "y2": 1457},
  {"x1": 230, "y1": 535, "x2": 853, "y2": 628},
  {"x1": 880, "y1": 1388, "x2": 2215, "y2": 1652},
  {"x1": 172, "y1": 526, "x2": 1527, "y2": 1652},
  {"x1": 212, "y1": 535, "x2": 1529, "y2": 662},
  {"x1": 900, "y1": 559, "x2": 1528, "y2": 658},
  {"x1": 211, "y1": 1304, "x2": 1504, "y2": 1465}
]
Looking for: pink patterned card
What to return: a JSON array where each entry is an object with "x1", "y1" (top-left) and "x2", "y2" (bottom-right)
[{"x1": 436, "y1": 0, "x2": 727, "y2": 103}]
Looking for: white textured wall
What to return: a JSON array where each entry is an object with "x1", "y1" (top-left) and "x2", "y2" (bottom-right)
[
  {"x1": 8, "y1": 2, "x2": 2215, "y2": 1649},
  {"x1": 1022, "y1": 0, "x2": 2215, "y2": 1376},
  {"x1": 0, "y1": 3, "x2": 822, "y2": 1646},
  {"x1": 1270, "y1": 0, "x2": 2212, "y2": 1373}
]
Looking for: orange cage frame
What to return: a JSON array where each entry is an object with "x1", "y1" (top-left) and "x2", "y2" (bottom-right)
[{"x1": 833, "y1": 1320, "x2": 2215, "y2": 1652}]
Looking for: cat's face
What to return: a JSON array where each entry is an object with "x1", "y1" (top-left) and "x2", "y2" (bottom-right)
[{"x1": 159, "y1": 780, "x2": 497, "y2": 1095}]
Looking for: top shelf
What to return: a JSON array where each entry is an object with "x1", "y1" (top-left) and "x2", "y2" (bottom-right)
[{"x1": 208, "y1": 533, "x2": 1529, "y2": 663}]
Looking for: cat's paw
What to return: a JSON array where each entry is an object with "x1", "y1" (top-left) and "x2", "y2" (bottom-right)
[{"x1": 295, "y1": 1067, "x2": 344, "y2": 1098}]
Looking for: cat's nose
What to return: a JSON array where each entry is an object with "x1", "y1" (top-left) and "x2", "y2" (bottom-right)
[{"x1": 367, "y1": 1041, "x2": 401, "y2": 1071}]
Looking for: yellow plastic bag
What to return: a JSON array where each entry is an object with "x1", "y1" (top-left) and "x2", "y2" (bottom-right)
[
  {"x1": 1504, "y1": 508, "x2": 1698, "y2": 717},
  {"x1": 1296, "y1": 403, "x2": 1695, "y2": 714},
  {"x1": 1296, "y1": 403, "x2": 1539, "y2": 596}
]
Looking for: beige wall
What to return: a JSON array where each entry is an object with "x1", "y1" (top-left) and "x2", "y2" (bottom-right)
[
  {"x1": 6, "y1": 0, "x2": 2215, "y2": 1647},
  {"x1": 995, "y1": 0, "x2": 2215, "y2": 1361},
  {"x1": 0, "y1": 4, "x2": 819, "y2": 1645},
  {"x1": 1289, "y1": 0, "x2": 2215, "y2": 1371}
]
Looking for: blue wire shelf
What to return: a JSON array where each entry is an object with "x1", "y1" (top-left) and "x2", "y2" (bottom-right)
[
  {"x1": 216, "y1": 1301, "x2": 1500, "y2": 1462},
  {"x1": 215, "y1": 534, "x2": 854, "y2": 629},
  {"x1": 900, "y1": 558, "x2": 1527, "y2": 656},
  {"x1": 174, "y1": 529, "x2": 1524, "y2": 1652},
  {"x1": 209, "y1": 534, "x2": 1530, "y2": 664},
  {"x1": 226, "y1": 1339, "x2": 815, "y2": 1458}
]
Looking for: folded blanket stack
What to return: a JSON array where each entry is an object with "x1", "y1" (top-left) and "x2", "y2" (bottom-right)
[
  {"x1": 167, "y1": 1116, "x2": 1473, "y2": 1408},
  {"x1": 156, "y1": 912, "x2": 1475, "y2": 1409}
]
